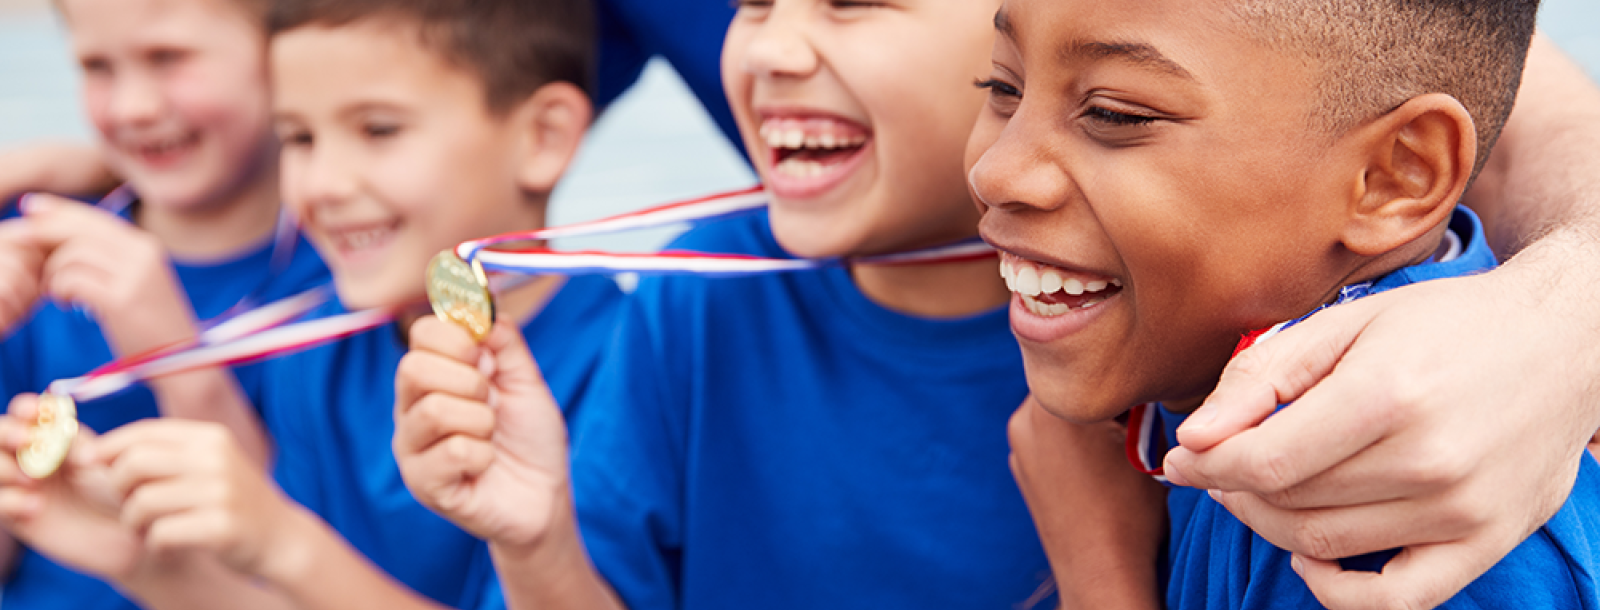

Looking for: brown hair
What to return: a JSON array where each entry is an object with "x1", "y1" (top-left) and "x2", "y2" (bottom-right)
[
  {"x1": 1233, "y1": 0, "x2": 1540, "y2": 178},
  {"x1": 269, "y1": 0, "x2": 594, "y2": 112}
]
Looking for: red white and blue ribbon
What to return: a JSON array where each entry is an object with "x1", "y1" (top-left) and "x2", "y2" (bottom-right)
[
  {"x1": 52, "y1": 185, "x2": 993, "y2": 403},
  {"x1": 457, "y1": 186, "x2": 994, "y2": 277}
]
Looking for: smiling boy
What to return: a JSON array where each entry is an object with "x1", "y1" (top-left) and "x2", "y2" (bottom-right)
[{"x1": 970, "y1": 0, "x2": 1600, "y2": 607}]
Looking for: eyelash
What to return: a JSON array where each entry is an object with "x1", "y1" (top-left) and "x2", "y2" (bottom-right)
[
  {"x1": 973, "y1": 78, "x2": 1020, "y2": 98},
  {"x1": 1085, "y1": 106, "x2": 1158, "y2": 126}
]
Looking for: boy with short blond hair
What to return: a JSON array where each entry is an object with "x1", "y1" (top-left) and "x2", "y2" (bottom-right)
[
  {"x1": 0, "y1": 0, "x2": 618, "y2": 609},
  {"x1": 970, "y1": 0, "x2": 1600, "y2": 607}
]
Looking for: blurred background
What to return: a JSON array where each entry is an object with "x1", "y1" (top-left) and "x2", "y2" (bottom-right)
[{"x1": 2, "y1": 0, "x2": 1596, "y2": 252}]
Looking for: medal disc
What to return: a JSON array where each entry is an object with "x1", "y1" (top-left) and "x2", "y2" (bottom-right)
[
  {"x1": 426, "y1": 251, "x2": 495, "y2": 342},
  {"x1": 18, "y1": 393, "x2": 78, "y2": 479}
]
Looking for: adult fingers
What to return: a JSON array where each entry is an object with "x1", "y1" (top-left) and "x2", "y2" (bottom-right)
[
  {"x1": 1293, "y1": 540, "x2": 1503, "y2": 610},
  {"x1": 1210, "y1": 489, "x2": 1470, "y2": 560},
  {"x1": 393, "y1": 392, "x2": 496, "y2": 457},
  {"x1": 1174, "y1": 301, "x2": 1372, "y2": 455}
]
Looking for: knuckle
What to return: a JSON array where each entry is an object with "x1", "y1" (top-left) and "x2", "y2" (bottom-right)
[
  {"x1": 1289, "y1": 517, "x2": 1341, "y2": 560},
  {"x1": 1243, "y1": 448, "x2": 1300, "y2": 493}
]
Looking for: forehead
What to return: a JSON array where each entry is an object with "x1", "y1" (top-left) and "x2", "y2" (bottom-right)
[
  {"x1": 61, "y1": 0, "x2": 246, "y2": 43},
  {"x1": 270, "y1": 20, "x2": 488, "y2": 117}
]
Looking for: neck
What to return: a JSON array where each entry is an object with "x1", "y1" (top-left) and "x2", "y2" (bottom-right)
[
  {"x1": 851, "y1": 255, "x2": 1010, "y2": 318},
  {"x1": 136, "y1": 167, "x2": 282, "y2": 262}
]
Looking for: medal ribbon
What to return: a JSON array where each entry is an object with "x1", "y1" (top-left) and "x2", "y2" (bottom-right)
[
  {"x1": 457, "y1": 186, "x2": 994, "y2": 277},
  {"x1": 51, "y1": 186, "x2": 993, "y2": 403}
]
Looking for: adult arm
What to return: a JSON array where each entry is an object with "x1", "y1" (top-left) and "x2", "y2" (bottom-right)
[{"x1": 1163, "y1": 33, "x2": 1600, "y2": 610}]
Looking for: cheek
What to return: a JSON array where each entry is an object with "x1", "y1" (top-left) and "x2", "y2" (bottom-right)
[{"x1": 80, "y1": 78, "x2": 117, "y2": 136}]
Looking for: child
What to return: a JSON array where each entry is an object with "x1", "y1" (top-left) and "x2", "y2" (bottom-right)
[
  {"x1": 0, "y1": 0, "x2": 328, "y2": 607},
  {"x1": 967, "y1": 0, "x2": 1600, "y2": 607},
  {"x1": 395, "y1": 0, "x2": 1161, "y2": 608},
  {"x1": 0, "y1": 0, "x2": 614, "y2": 608}
]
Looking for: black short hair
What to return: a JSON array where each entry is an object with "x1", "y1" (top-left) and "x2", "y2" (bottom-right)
[
  {"x1": 269, "y1": 0, "x2": 594, "y2": 113},
  {"x1": 1233, "y1": 0, "x2": 1539, "y2": 178}
]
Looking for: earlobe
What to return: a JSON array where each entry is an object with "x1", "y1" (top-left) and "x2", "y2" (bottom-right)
[
  {"x1": 1342, "y1": 93, "x2": 1476, "y2": 257},
  {"x1": 512, "y1": 81, "x2": 594, "y2": 194}
]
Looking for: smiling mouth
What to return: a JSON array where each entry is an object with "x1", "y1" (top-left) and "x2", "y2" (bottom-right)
[
  {"x1": 325, "y1": 220, "x2": 401, "y2": 257},
  {"x1": 127, "y1": 131, "x2": 201, "y2": 166},
  {"x1": 1000, "y1": 254, "x2": 1123, "y2": 316},
  {"x1": 760, "y1": 117, "x2": 869, "y2": 180}
]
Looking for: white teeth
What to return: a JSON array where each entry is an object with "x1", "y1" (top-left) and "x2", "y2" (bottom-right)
[
  {"x1": 758, "y1": 120, "x2": 867, "y2": 151},
  {"x1": 1085, "y1": 280, "x2": 1107, "y2": 292},
  {"x1": 783, "y1": 129, "x2": 804, "y2": 149},
  {"x1": 820, "y1": 133, "x2": 836, "y2": 148},
  {"x1": 1038, "y1": 269, "x2": 1062, "y2": 294},
  {"x1": 775, "y1": 157, "x2": 829, "y2": 178},
  {"x1": 1111, "y1": 278, "x2": 1123, "y2": 287},
  {"x1": 1061, "y1": 277, "x2": 1084, "y2": 296},
  {"x1": 1015, "y1": 266, "x2": 1040, "y2": 296}
]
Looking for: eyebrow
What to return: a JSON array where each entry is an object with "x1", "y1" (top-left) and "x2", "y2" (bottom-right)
[{"x1": 1062, "y1": 40, "x2": 1195, "y2": 80}]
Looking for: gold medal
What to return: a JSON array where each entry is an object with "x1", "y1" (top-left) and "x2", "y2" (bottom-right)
[
  {"x1": 426, "y1": 250, "x2": 495, "y2": 342},
  {"x1": 18, "y1": 392, "x2": 78, "y2": 479}
]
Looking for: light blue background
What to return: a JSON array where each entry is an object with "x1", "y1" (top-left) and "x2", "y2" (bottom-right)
[{"x1": 2, "y1": 0, "x2": 1596, "y2": 251}]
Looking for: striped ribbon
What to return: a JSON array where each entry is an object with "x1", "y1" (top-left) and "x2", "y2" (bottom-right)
[{"x1": 50, "y1": 185, "x2": 993, "y2": 403}]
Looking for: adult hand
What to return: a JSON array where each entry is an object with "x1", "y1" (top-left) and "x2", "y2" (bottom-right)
[
  {"x1": 0, "y1": 219, "x2": 46, "y2": 335},
  {"x1": 21, "y1": 193, "x2": 198, "y2": 358},
  {"x1": 1009, "y1": 396, "x2": 1165, "y2": 610},
  {"x1": 393, "y1": 318, "x2": 572, "y2": 549},
  {"x1": 90, "y1": 419, "x2": 303, "y2": 577},
  {"x1": 1163, "y1": 269, "x2": 1597, "y2": 610},
  {"x1": 0, "y1": 394, "x2": 143, "y2": 580}
]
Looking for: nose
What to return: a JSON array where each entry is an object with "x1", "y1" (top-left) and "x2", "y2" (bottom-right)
[
  {"x1": 739, "y1": 2, "x2": 819, "y2": 80},
  {"x1": 969, "y1": 113, "x2": 1073, "y2": 214},
  {"x1": 287, "y1": 136, "x2": 358, "y2": 215},
  {"x1": 106, "y1": 70, "x2": 165, "y2": 127}
]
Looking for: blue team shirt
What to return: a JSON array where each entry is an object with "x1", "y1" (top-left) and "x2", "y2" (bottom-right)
[
  {"x1": 0, "y1": 199, "x2": 330, "y2": 610},
  {"x1": 565, "y1": 212, "x2": 1053, "y2": 610},
  {"x1": 1156, "y1": 208, "x2": 1600, "y2": 610},
  {"x1": 265, "y1": 274, "x2": 621, "y2": 609}
]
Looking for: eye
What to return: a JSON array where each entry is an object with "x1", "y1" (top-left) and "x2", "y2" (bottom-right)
[
  {"x1": 79, "y1": 56, "x2": 112, "y2": 76},
  {"x1": 148, "y1": 47, "x2": 188, "y2": 68},
  {"x1": 1085, "y1": 106, "x2": 1158, "y2": 127},
  {"x1": 732, "y1": 0, "x2": 772, "y2": 10},
  {"x1": 276, "y1": 126, "x2": 313, "y2": 148},
  {"x1": 362, "y1": 122, "x2": 401, "y2": 139},
  {"x1": 975, "y1": 77, "x2": 1022, "y2": 117},
  {"x1": 829, "y1": 1, "x2": 885, "y2": 8}
]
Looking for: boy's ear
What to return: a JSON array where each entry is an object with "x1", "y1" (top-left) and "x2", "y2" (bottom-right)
[
  {"x1": 1340, "y1": 93, "x2": 1476, "y2": 257},
  {"x1": 507, "y1": 81, "x2": 593, "y2": 194}
]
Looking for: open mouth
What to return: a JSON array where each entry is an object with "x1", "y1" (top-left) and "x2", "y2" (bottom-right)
[
  {"x1": 1000, "y1": 253, "x2": 1123, "y2": 317},
  {"x1": 324, "y1": 220, "x2": 401, "y2": 260},
  {"x1": 759, "y1": 116, "x2": 871, "y2": 196}
]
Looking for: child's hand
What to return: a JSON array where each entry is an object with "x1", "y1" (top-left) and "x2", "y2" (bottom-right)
[
  {"x1": 0, "y1": 142, "x2": 118, "y2": 202},
  {"x1": 21, "y1": 193, "x2": 198, "y2": 357},
  {"x1": 0, "y1": 219, "x2": 46, "y2": 335},
  {"x1": 1008, "y1": 397, "x2": 1165, "y2": 610},
  {"x1": 393, "y1": 317, "x2": 572, "y2": 549},
  {"x1": 89, "y1": 419, "x2": 300, "y2": 577},
  {"x1": 0, "y1": 395, "x2": 143, "y2": 580}
]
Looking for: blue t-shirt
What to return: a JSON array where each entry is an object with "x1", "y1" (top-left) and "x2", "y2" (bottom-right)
[
  {"x1": 1155, "y1": 208, "x2": 1600, "y2": 610},
  {"x1": 265, "y1": 274, "x2": 621, "y2": 609},
  {"x1": 565, "y1": 213, "x2": 1053, "y2": 610},
  {"x1": 0, "y1": 201, "x2": 330, "y2": 610}
]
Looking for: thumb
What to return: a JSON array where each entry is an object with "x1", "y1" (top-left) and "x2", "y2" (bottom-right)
[{"x1": 481, "y1": 321, "x2": 552, "y2": 404}]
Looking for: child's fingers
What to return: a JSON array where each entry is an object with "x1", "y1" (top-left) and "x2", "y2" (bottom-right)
[
  {"x1": 482, "y1": 321, "x2": 550, "y2": 393},
  {"x1": 400, "y1": 436, "x2": 495, "y2": 509},
  {"x1": 101, "y1": 442, "x2": 191, "y2": 503},
  {"x1": 17, "y1": 194, "x2": 124, "y2": 249},
  {"x1": 393, "y1": 392, "x2": 496, "y2": 455},
  {"x1": 408, "y1": 317, "x2": 481, "y2": 363},
  {"x1": 393, "y1": 350, "x2": 491, "y2": 416},
  {"x1": 119, "y1": 476, "x2": 205, "y2": 535},
  {"x1": 0, "y1": 488, "x2": 43, "y2": 522}
]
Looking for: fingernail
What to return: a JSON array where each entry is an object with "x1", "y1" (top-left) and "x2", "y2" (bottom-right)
[
  {"x1": 1291, "y1": 554, "x2": 1305, "y2": 575},
  {"x1": 17, "y1": 193, "x2": 36, "y2": 214},
  {"x1": 1164, "y1": 463, "x2": 1191, "y2": 487},
  {"x1": 1207, "y1": 488, "x2": 1223, "y2": 502},
  {"x1": 1185, "y1": 405, "x2": 1217, "y2": 430}
]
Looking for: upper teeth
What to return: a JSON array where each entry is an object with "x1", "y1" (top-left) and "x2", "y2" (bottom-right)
[
  {"x1": 1000, "y1": 258, "x2": 1121, "y2": 297},
  {"x1": 759, "y1": 122, "x2": 867, "y2": 151}
]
